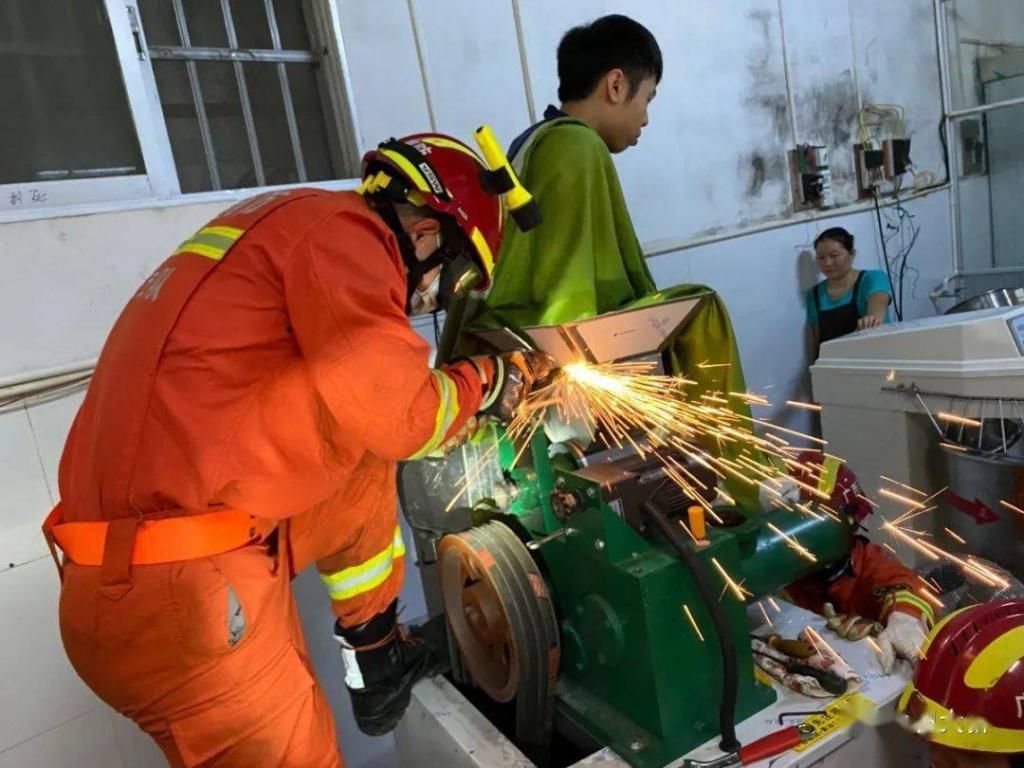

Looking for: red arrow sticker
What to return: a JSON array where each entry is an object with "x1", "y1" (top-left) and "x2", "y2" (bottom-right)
[{"x1": 943, "y1": 490, "x2": 1000, "y2": 525}]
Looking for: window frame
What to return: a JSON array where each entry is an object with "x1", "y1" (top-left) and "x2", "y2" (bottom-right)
[{"x1": 0, "y1": 0, "x2": 360, "y2": 223}]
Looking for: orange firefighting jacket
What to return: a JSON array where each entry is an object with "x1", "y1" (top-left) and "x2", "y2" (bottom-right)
[
  {"x1": 57, "y1": 189, "x2": 484, "y2": 569},
  {"x1": 786, "y1": 537, "x2": 936, "y2": 626}
]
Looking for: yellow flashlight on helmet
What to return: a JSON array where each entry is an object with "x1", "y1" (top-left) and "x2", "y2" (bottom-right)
[{"x1": 474, "y1": 125, "x2": 541, "y2": 232}]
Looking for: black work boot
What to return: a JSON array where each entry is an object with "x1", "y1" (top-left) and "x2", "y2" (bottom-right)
[{"x1": 334, "y1": 600, "x2": 445, "y2": 736}]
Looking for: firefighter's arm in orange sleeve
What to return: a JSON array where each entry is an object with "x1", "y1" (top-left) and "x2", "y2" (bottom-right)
[
  {"x1": 828, "y1": 538, "x2": 936, "y2": 627},
  {"x1": 283, "y1": 212, "x2": 486, "y2": 461}
]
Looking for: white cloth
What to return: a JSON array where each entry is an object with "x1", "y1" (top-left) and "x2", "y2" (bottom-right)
[
  {"x1": 409, "y1": 273, "x2": 441, "y2": 315},
  {"x1": 543, "y1": 408, "x2": 595, "y2": 449},
  {"x1": 876, "y1": 611, "x2": 929, "y2": 674},
  {"x1": 758, "y1": 476, "x2": 801, "y2": 511}
]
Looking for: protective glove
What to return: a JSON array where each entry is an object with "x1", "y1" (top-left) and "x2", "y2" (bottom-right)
[
  {"x1": 823, "y1": 602, "x2": 883, "y2": 642},
  {"x1": 758, "y1": 475, "x2": 801, "y2": 511},
  {"x1": 478, "y1": 350, "x2": 556, "y2": 423},
  {"x1": 876, "y1": 611, "x2": 929, "y2": 674}
]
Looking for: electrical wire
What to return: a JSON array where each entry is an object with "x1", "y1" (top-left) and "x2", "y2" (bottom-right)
[
  {"x1": 644, "y1": 490, "x2": 740, "y2": 753},
  {"x1": 893, "y1": 197, "x2": 921, "y2": 318},
  {"x1": 0, "y1": 374, "x2": 91, "y2": 416},
  {"x1": 937, "y1": 119, "x2": 951, "y2": 184},
  {"x1": 859, "y1": 103, "x2": 906, "y2": 149},
  {"x1": 873, "y1": 192, "x2": 901, "y2": 321},
  {"x1": 872, "y1": 190, "x2": 922, "y2": 322}
]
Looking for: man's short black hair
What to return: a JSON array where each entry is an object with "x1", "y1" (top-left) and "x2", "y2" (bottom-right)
[{"x1": 557, "y1": 15, "x2": 663, "y2": 103}]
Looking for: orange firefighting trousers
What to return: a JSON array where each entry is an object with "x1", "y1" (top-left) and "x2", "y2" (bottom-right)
[{"x1": 60, "y1": 533, "x2": 346, "y2": 768}]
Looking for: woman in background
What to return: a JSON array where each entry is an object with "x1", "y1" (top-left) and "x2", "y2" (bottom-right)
[{"x1": 807, "y1": 227, "x2": 893, "y2": 355}]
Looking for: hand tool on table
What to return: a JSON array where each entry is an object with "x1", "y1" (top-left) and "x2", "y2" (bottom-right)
[
  {"x1": 751, "y1": 650, "x2": 849, "y2": 696},
  {"x1": 682, "y1": 723, "x2": 816, "y2": 767},
  {"x1": 751, "y1": 633, "x2": 816, "y2": 659}
]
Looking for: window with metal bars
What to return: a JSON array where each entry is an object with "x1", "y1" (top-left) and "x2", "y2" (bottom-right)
[
  {"x1": 137, "y1": 0, "x2": 345, "y2": 192},
  {"x1": 0, "y1": 0, "x2": 145, "y2": 187}
]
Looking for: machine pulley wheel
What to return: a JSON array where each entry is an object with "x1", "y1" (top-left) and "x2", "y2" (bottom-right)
[{"x1": 437, "y1": 521, "x2": 560, "y2": 720}]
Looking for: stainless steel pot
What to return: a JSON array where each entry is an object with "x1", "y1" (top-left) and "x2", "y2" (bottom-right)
[{"x1": 946, "y1": 287, "x2": 1024, "y2": 314}]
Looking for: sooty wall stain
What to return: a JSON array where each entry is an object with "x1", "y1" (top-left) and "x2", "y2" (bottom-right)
[
  {"x1": 744, "y1": 7, "x2": 794, "y2": 147},
  {"x1": 800, "y1": 77, "x2": 859, "y2": 149},
  {"x1": 743, "y1": 152, "x2": 787, "y2": 197}
]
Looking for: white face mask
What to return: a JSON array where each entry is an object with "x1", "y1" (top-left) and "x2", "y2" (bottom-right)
[{"x1": 409, "y1": 272, "x2": 441, "y2": 316}]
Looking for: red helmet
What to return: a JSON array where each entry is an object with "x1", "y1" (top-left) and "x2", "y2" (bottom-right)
[
  {"x1": 360, "y1": 134, "x2": 502, "y2": 291},
  {"x1": 898, "y1": 600, "x2": 1024, "y2": 753},
  {"x1": 791, "y1": 451, "x2": 873, "y2": 522}
]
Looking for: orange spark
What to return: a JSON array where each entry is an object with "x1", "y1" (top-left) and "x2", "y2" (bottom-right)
[
  {"x1": 805, "y1": 626, "x2": 845, "y2": 665},
  {"x1": 683, "y1": 604, "x2": 705, "y2": 642},
  {"x1": 1000, "y1": 500, "x2": 1024, "y2": 516},
  {"x1": 944, "y1": 527, "x2": 966, "y2": 545},
  {"x1": 878, "y1": 488, "x2": 929, "y2": 511},
  {"x1": 711, "y1": 557, "x2": 751, "y2": 601},
  {"x1": 767, "y1": 522, "x2": 818, "y2": 562},
  {"x1": 937, "y1": 412, "x2": 982, "y2": 428},
  {"x1": 786, "y1": 400, "x2": 823, "y2": 412}
]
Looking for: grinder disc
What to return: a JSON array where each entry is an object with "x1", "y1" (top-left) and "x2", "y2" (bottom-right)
[{"x1": 438, "y1": 521, "x2": 560, "y2": 761}]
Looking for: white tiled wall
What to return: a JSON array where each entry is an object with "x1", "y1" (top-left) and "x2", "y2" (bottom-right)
[
  {"x1": 0, "y1": 409, "x2": 53, "y2": 569},
  {"x1": 0, "y1": 709, "x2": 121, "y2": 768},
  {"x1": 23, "y1": 392, "x2": 85, "y2": 505},
  {"x1": 0, "y1": 396, "x2": 169, "y2": 768}
]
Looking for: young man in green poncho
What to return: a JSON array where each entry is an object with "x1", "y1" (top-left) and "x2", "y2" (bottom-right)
[
  {"x1": 436, "y1": 17, "x2": 932, "y2": 673},
  {"x1": 439, "y1": 15, "x2": 793, "y2": 511}
]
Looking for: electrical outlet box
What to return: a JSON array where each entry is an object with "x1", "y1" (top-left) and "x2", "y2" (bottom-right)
[
  {"x1": 960, "y1": 118, "x2": 986, "y2": 176},
  {"x1": 883, "y1": 138, "x2": 912, "y2": 178},
  {"x1": 789, "y1": 144, "x2": 834, "y2": 211},
  {"x1": 854, "y1": 144, "x2": 885, "y2": 197}
]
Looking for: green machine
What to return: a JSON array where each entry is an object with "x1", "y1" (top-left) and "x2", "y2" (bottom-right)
[{"x1": 400, "y1": 296, "x2": 853, "y2": 768}]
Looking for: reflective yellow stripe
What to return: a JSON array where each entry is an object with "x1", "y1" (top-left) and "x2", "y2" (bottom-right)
[
  {"x1": 421, "y1": 136, "x2": 482, "y2": 161},
  {"x1": 408, "y1": 371, "x2": 460, "y2": 460},
  {"x1": 818, "y1": 455, "x2": 843, "y2": 495},
  {"x1": 174, "y1": 242, "x2": 226, "y2": 260},
  {"x1": 897, "y1": 685, "x2": 1024, "y2": 753},
  {"x1": 358, "y1": 171, "x2": 393, "y2": 196},
  {"x1": 172, "y1": 225, "x2": 245, "y2": 261},
  {"x1": 320, "y1": 527, "x2": 406, "y2": 603},
  {"x1": 201, "y1": 225, "x2": 244, "y2": 240},
  {"x1": 469, "y1": 227, "x2": 495, "y2": 279},
  {"x1": 885, "y1": 590, "x2": 936, "y2": 625},
  {"x1": 963, "y1": 625, "x2": 1024, "y2": 689},
  {"x1": 919, "y1": 606, "x2": 968, "y2": 657},
  {"x1": 380, "y1": 149, "x2": 432, "y2": 194}
]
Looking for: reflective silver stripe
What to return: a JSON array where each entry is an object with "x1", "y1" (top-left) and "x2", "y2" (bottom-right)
[{"x1": 479, "y1": 357, "x2": 504, "y2": 411}]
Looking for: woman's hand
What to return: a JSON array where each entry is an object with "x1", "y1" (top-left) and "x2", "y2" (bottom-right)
[{"x1": 856, "y1": 315, "x2": 882, "y2": 331}]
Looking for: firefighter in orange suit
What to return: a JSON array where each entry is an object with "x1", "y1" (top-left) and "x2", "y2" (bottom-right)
[
  {"x1": 783, "y1": 452, "x2": 936, "y2": 673},
  {"x1": 46, "y1": 133, "x2": 553, "y2": 767}
]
